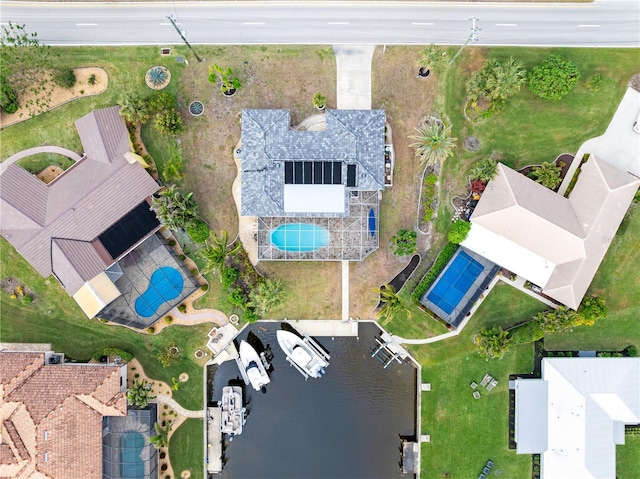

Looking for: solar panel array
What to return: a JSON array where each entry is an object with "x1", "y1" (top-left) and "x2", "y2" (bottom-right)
[{"x1": 284, "y1": 161, "x2": 342, "y2": 185}]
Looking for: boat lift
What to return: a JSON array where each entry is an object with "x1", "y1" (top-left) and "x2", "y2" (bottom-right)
[
  {"x1": 284, "y1": 336, "x2": 330, "y2": 381},
  {"x1": 371, "y1": 332, "x2": 408, "y2": 369}
]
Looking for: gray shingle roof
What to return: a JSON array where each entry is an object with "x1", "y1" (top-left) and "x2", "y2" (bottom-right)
[
  {"x1": 240, "y1": 109, "x2": 385, "y2": 217},
  {"x1": 0, "y1": 106, "x2": 160, "y2": 295}
]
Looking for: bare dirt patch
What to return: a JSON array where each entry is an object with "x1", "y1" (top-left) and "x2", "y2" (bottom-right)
[{"x1": 0, "y1": 67, "x2": 108, "y2": 128}]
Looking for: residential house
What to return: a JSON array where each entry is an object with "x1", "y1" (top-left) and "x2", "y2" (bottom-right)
[
  {"x1": 513, "y1": 357, "x2": 640, "y2": 479},
  {"x1": 462, "y1": 157, "x2": 639, "y2": 309}
]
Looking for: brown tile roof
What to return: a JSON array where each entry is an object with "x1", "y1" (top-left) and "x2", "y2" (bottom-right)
[
  {"x1": 0, "y1": 106, "x2": 160, "y2": 296},
  {"x1": 0, "y1": 350, "x2": 126, "y2": 479}
]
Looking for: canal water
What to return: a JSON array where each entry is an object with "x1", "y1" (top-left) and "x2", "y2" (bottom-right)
[{"x1": 208, "y1": 322, "x2": 417, "y2": 479}]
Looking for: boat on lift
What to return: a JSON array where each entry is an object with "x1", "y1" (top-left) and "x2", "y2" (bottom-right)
[
  {"x1": 218, "y1": 386, "x2": 246, "y2": 438},
  {"x1": 238, "y1": 340, "x2": 271, "y2": 392},
  {"x1": 276, "y1": 329, "x2": 330, "y2": 380}
]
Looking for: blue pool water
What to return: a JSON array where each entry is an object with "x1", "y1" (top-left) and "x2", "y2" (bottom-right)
[
  {"x1": 269, "y1": 223, "x2": 330, "y2": 252},
  {"x1": 134, "y1": 266, "x2": 184, "y2": 317},
  {"x1": 120, "y1": 432, "x2": 145, "y2": 479},
  {"x1": 427, "y1": 251, "x2": 484, "y2": 314}
]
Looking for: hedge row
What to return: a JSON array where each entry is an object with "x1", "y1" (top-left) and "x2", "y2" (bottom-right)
[
  {"x1": 412, "y1": 242, "x2": 458, "y2": 302},
  {"x1": 91, "y1": 347, "x2": 133, "y2": 363}
]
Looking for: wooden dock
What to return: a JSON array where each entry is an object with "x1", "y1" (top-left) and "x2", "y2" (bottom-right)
[{"x1": 206, "y1": 407, "x2": 222, "y2": 474}]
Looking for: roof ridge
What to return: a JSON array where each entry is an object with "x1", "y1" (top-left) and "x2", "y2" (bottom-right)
[{"x1": 4, "y1": 355, "x2": 43, "y2": 398}]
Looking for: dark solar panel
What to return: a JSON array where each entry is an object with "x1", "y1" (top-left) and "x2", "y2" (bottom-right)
[
  {"x1": 332, "y1": 161, "x2": 342, "y2": 184},
  {"x1": 98, "y1": 201, "x2": 160, "y2": 259},
  {"x1": 294, "y1": 162, "x2": 303, "y2": 184},
  {"x1": 284, "y1": 162, "x2": 294, "y2": 184},
  {"x1": 346, "y1": 164, "x2": 357, "y2": 187},
  {"x1": 303, "y1": 161, "x2": 313, "y2": 184},
  {"x1": 313, "y1": 162, "x2": 323, "y2": 184},
  {"x1": 323, "y1": 161, "x2": 332, "y2": 184}
]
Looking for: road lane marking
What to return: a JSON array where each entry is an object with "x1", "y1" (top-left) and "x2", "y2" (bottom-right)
[
  {"x1": 411, "y1": 23, "x2": 434, "y2": 26},
  {"x1": 76, "y1": 23, "x2": 98, "y2": 26},
  {"x1": 243, "y1": 22, "x2": 265, "y2": 25},
  {"x1": 327, "y1": 22, "x2": 349, "y2": 25},
  {"x1": 578, "y1": 24, "x2": 600, "y2": 27},
  {"x1": 496, "y1": 24, "x2": 518, "y2": 27}
]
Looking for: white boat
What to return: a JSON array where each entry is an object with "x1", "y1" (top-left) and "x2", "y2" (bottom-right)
[
  {"x1": 218, "y1": 386, "x2": 246, "y2": 437},
  {"x1": 276, "y1": 330, "x2": 330, "y2": 380},
  {"x1": 239, "y1": 340, "x2": 271, "y2": 391}
]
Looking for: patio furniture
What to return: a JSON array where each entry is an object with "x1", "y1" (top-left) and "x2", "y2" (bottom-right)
[
  {"x1": 487, "y1": 379, "x2": 498, "y2": 391},
  {"x1": 473, "y1": 391, "x2": 481, "y2": 399},
  {"x1": 486, "y1": 460, "x2": 494, "y2": 468},
  {"x1": 479, "y1": 474, "x2": 486, "y2": 479},
  {"x1": 480, "y1": 374, "x2": 492, "y2": 387},
  {"x1": 483, "y1": 466, "x2": 491, "y2": 474},
  {"x1": 470, "y1": 381, "x2": 478, "y2": 389}
]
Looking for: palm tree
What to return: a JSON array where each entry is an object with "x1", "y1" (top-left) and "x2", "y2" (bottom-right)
[
  {"x1": 249, "y1": 278, "x2": 287, "y2": 316},
  {"x1": 149, "y1": 420, "x2": 172, "y2": 449},
  {"x1": 532, "y1": 161, "x2": 562, "y2": 190},
  {"x1": 417, "y1": 44, "x2": 448, "y2": 76},
  {"x1": 118, "y1": 93, "x2": 151, "y2": 125},
  {"x1": 474, "y1": 325, "x2": 511, "y2": 360},
  {"x1": 409, "y1": 117, "x2": 457, "y2": 168},
  {"x1": 199, "y1": 230, "x2": 241, "y2": 274},
  {"x1": 485, "y1": 57, "x2": 526, "y2": 103},
  {"x1": 126, "y1": 379, "x2": 156, "y2": 408},
  {"x1": 312, "y1": 92, "x2": 327, "y2": 110},
  {"x1": 373, "y1": 284, "x2": 409, "y2": 325}
]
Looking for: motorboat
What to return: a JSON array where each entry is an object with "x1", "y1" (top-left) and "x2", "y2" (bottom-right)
[
  {"x1": 276, "y1": 329, "x2": 330, "y2": 380},
  {"x1": 238, "y1": 340, "x2": 271, "y2": 391},
  {"x1": 218, "y1": 386, "x2": 246, "y2": 437}
]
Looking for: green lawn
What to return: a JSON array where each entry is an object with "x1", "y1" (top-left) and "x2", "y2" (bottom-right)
[
  {"x1": 169, "y1": 418, "x2": 204, "y2": 477},
  {"x1": 618, "y1": 435, "x2": 640, "y2": 479}
]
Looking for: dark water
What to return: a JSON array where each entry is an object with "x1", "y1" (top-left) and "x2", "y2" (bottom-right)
[{"x1": 208, "y1": 322, "x2": 417, "y2": 479}]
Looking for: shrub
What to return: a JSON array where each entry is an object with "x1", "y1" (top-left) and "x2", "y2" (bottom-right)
[
  {"x1": 149, "y1": 91, "x2": 176, "y2": 113},
  {"x1": 165, "y1": 316, "x2": 173, "y2": 324},
  {"x1": 179, "y1": 254, "x2": 186, "y2": 261},
  {"x1": 532, "y1": 162, "x2": 562, "y2": 190},
  {"x1": 623, "y1": 345, "x2": 638, "y2": 357},
  {"x1": 155, "y1": 108, "x2": 184, "y2": 135},
  {"x1": 312, "y1": 92, "x2": 327, "y2": 109},
  {"x1": 470, "y1": 180, "x2": 486, "y2": 194},
  {"x1": 186, "y1": 218, "x2": 210, "y2": 243},
  {"x1": 0, "y1": 83, "x2": 19, "y2": 114},
  {"x1": 576, "y1": 295, "x2": 607, "y2": 323},
  {"x1": 88, "y1": 73, "x2": 96, "y2": 85},
  {"x1": 91, "y1": 347, "x2": 133, "y2": 363},
  {"x1": 448, "y1": 220, "x2": 471, "y2": 244},
  {"x1": 200, "y1": 284, "x2": 208, "y2": 292},
  {"x1": 391, "y1": 229, "x2": 417, "y2": 256},
  {"x1": 221, "y1": 267, "x2": 240, "y2": 289},
  {"x1": 509, "y1": 321, "x2": 544, "y2": 345},
  {"x1": 475, "y1": 325, "x2": 511, "y2": 360},
  {"x1": 412, "y1": 243, "x2": 458, "y2": 301},
  {"x1": 421, "y1": 173, "x2": 438, "y2": 224},
  {"x1": 168, "y1": 239, "x2": 176, "y2": 247},
  {"x1": 161, "y1": 143, "x2": 184, "y2": 183},
  {"x1": 586, "y1": 74, "x2": 603, "y2": 92},
  {"x1": 147, "y1": 327, "x2": 155, "y2": 334},
  {"x1": 245, "y1": 307, "x2": 259, "y2": 323},
  {"x1": 178, "y1": 304, "x2": 187, "y2": 313},
  {"x1": 53, "y1": 69, "x2": 76, "y2": 88},
  {"x1": 22, "y1": 295, "x2": 33, "y2": 304},
  {"x1": 468, "y1": 158, "x2": 498, "y2": 183},
  {"x1": 466, "y1": 58, "x2": 526, "y2": 107},
  {"x1": 528, "y1": 54, "x2": 580, "y2": 100},
  {"x1": 228, "y1": 287, "x2": 248, "y2": 308}
]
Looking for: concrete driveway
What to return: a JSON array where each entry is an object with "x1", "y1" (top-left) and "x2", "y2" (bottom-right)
[{"x1": 333, "y1": 45, "x2": 375, "y2": 110}]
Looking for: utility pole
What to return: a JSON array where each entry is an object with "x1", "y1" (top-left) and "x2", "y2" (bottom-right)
[
  {"x1": 166, "y1": 15, "x2": 203, "y2": 63},
  {"x1": 448, "y1": 17, "x2": 480, "y2": 66}
]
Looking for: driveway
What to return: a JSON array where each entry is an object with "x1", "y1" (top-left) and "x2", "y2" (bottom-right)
[{"x1": 333, "y1": 45, "x2": 375, "y2": 110}]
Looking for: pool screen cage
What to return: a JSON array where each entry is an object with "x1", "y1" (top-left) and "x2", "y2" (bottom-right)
[
  {"x1": 257, "y1": 190, "x2": 380, "y2": 261},
  {"x1": 103, "y1": 405, "x2": 159, "y2": 479},
  {"x1": 97, "y1": 233, "x2": 199, "y2": 329}
]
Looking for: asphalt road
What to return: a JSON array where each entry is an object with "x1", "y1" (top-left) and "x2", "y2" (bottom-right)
[{"x1": 1, "y1": 1, "x2": 639, "y2": 47}]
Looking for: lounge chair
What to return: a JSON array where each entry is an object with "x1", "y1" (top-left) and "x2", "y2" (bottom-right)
[
  {"x1": 473, "y1": 391, "x2": 481, "y2": 399},
  {"x1": 470, "y1": 381, "x2": 478, "y2": 389}
]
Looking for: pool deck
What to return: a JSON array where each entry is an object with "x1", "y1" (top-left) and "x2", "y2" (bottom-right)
[{"x1": 206, "y1": 406, "x2": 223, "y2": 474}]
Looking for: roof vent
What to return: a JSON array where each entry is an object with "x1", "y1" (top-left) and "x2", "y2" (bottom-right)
[{"x1": 44, "y1": 452, "x2": 49, "y2": 462}]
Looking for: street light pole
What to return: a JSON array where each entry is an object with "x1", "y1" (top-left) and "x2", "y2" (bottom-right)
[
  {"x1": 166, "y1": 15, "x2": 203, "y2": 63},
  {"x1": 448, "y1": 17, "x2": 480, "y2": 66}
]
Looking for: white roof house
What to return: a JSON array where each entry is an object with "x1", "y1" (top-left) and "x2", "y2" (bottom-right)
[
  {"x1": 462, "y1": 157, "x2": 639, "y2": 309},
  {"x1": 514, "y1": 358, "x2": 640, "y2": 479}
]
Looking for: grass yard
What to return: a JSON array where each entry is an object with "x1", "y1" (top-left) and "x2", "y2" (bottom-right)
[
  {"x1": 169, "y1": 418, "x2": 204, "y2": 477},
  {"x1": 412, "y1": 283, "x2": 546, "y2": 477},
  {"x1": 618, "y1": 435, "x2": 640, "y2": 479}
]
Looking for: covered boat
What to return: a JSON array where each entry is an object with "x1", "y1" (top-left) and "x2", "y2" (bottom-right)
[
  {"x1": 276, "y1": 329, "x2": 330, "y2": 380},
  {"x1": 218, "y1": 386, "x2": 246, "y2": 437}
]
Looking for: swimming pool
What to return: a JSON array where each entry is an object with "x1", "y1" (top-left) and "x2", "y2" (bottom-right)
[
  {"x1": 269, "y1": 223, "x2": 330, "y2": 252},
  {"x1": 120, "y1": 432, "x2": 145, "y2": 479},
  {"x1": 135, "y1": 266, "x2": 184, "y2": 317},
  {"x1": 427, "y1": 250, "x2": 484, "y2": 314}
]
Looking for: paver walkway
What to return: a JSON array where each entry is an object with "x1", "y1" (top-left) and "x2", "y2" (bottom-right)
[
  {"x1": 153, "y1": 395, "x2": 204, "y2": 418},
  {"x1": 333, "y1": 44, "x2": 375, "y2": 110}
]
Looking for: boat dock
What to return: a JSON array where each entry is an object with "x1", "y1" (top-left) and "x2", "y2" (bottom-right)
[{"x1": 206, "y1": 406, "x2": 222, "y2": 474}]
